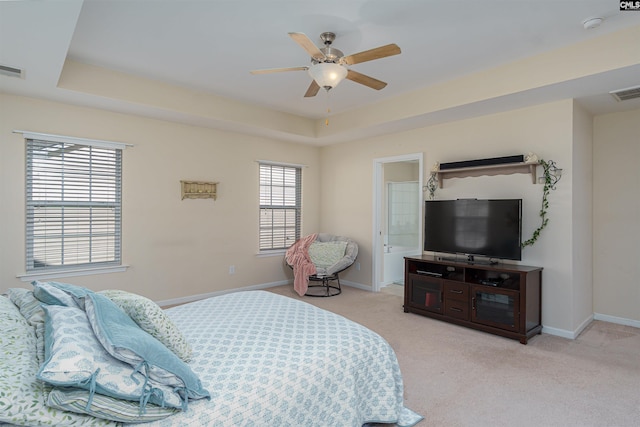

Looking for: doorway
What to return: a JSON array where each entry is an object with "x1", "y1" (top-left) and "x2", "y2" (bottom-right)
[{"x1": 372, "y1": 153, "x2": 423, "y2": 293}]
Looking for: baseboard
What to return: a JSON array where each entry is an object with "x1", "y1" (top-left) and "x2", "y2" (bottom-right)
[
  {"x1": 574, "y1": 314, "x2": 594, "y2": 337},
  {"x1": 341, "y1": 280, "x2": 373, "y2": 291},
  {"x1": 542, "y1": 314, "x2": 593, "y2": 340},
  {"x1": 538, "y1": 312, "x2": 640, "y2": 340},
  {"x1": 593, "y1": 313, "x2": 640, "y2": 328},
  {"x1": 541, "y1": 325, "x2": 577, "y2": 340},
  {"x1": 156, "y1": 279, "x2": 374, "y2": 307},
  {"x1": 155, "y1": 280, "x2": 290, "y2": 307}
]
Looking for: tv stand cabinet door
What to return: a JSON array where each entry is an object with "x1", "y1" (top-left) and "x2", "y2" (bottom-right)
[
  {"x1": 471, "y1": 285, "x2": 519, "y2": 332},
  {"x1": 406, "y1": 273, "x2": 443, "y2": 314}
]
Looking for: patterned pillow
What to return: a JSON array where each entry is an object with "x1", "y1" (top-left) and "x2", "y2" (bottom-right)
[
  {"x1": 37, "y1": 304, "x2": 184, "y2": 409},
  {"x1": 47, "y1": 388, "x2": 177, "y2": 423},
  {"x1": 8, "y1": 288, "x2": 47, "y2": 366},
  {"x1": 0, "y1": 296, "x2": 113, "y2": 426},
  {"x1": 308, "y1": 241, "x2": 348, "y2": 268},
  {"x1": 98, "y1": 289, "x2": 193, "y2": 362},
  {"x1": 7, "y1": 287, "x2": 45, "y2": 326},
  {"x1": 84, "y1": 293, "x2": 210, "y2": 409}
]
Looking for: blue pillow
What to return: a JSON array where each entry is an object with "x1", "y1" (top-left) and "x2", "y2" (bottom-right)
[
  {"x1": 38, "y1": 304, "x2": 186, "y2": 410},
  {"x1": 32, "y1": 280, "x2": 91, "y2": 308},
  {"x1": 84, "y1": 293, "x2": 209, "y2": 409}
]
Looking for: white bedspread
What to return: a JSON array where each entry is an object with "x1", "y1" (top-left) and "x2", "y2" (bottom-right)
[{"x1": 126, "y1": 290, "x2": 421, "y2": 427}]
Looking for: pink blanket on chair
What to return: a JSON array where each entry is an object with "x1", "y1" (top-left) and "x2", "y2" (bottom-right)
[{"x1": 286, "y1": 233, "x2": 318, "y2": 296}]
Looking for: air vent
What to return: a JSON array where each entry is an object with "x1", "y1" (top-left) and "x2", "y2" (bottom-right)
[
  {"x1": 0, "y1": 64, "x2": 24, "y2": 78},
  {"x1": 610, "y1": 85, "x2": 640, "y2": 102}
]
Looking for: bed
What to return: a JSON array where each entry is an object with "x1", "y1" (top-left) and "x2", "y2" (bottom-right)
[{"x1": 1, "y1": 282, "x2": 422, "y2": 427}]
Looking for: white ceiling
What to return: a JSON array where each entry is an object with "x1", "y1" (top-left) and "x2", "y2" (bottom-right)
[{"x1": 1, "y1": 0, "x2": 640, "y2": 144}]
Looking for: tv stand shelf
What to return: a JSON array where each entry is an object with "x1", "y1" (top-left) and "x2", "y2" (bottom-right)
[
  {"x1": 404, "y1": 255, "x2": 542, "y2": 344},
  {"x1": 435, "y1": 162, "x2": 538, "y2": 188}
]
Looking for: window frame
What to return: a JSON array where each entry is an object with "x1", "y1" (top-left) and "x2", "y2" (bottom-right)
[
  {"x1": 19, "y1": 131, "x2": 130, "y2": 278},
  {"x1": 258, "y1": 161, "x2": 302, "y2": 253}
]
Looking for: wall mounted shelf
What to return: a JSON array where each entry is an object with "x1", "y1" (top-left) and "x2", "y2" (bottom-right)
[
  {"x1": 181, "y1": 180, "x2": 218, "y2": 200},
  {"x1": 435, "y1": 162, "x2": 539, "y2": 188}
]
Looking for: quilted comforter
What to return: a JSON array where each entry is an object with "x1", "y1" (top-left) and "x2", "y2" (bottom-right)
[
  {"x1": 0, "y1": 287, "x2": 421, "y2": 427},
  {"x1": 125, "y1": 290, "x2": 422, "y2": 427}
]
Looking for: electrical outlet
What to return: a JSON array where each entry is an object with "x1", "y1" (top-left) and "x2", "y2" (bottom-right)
[
  {"x1": 356, "y1": 262, "x2": 361, "y2": 271},
  {"x1": 229, "y1": 265, "x2": 235, "y2": 275}
]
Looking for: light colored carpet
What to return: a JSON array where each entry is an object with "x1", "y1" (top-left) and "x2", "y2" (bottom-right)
[
  {"x1": 268, "y1": 285, "x2": 640, "y2": 427},
  {"x1": 381, "y1": 283, "x2": 405, "y2": 297}
]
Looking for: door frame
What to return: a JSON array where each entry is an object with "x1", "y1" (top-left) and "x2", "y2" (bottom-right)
[{"x1": 372, "y1": 153, "x2": 424, "y2": 292}]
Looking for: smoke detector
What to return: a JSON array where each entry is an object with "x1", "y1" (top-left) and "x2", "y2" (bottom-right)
[{"x1": 583, "y1": 17, "x2": 603, "y2": 30}]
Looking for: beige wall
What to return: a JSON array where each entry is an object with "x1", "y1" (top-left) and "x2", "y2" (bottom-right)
[
  {"x1": 571, "y1": 102, "x2": 594, "y2": 330},
  {"x1": 2, "y1": 91, "x2": 639, "y2": 333},
  {"x1": 320, "y1": 100, "x2": 584, "y2": 334},
  {"x1": 0, "y1": 93, "x2": 321, "y2": 301},
  {"x1": 593, "y1": 108, "x2": 640, "y2": 324}
]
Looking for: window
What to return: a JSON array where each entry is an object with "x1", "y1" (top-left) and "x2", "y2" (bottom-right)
[
  {"x1": 259, "y1": 162, "x2": 301, "y2": 251},
  {"x1": 25, "y1": 136, "x2": 123, "y2": 273}
]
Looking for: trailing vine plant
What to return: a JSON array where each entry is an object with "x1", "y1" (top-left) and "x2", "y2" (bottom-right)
[{"x1": 521, "y1": 159, "x2": 561, "y2": 247}]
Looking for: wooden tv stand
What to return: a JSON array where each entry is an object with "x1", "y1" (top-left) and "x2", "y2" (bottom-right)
[{"x1": 404, "y1": 255, "x2": 542, "y2": 344}]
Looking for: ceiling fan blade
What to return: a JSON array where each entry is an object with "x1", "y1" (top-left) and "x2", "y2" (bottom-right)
[
  {"x1": 342, "y1": 43, "x2": 401, "y2": 65},
  {"x1": 346, "y1": 70, "x2": 387, "y2": 90},
  {"x1": 304, "y1": 80, "x2": 321, "y2": 97},
  {"x1": 289, "y1": 32, "x2": 326, "y2": 61},
  {"x1": 250, "y1": 66, "x2": 308, "y2": 75}
]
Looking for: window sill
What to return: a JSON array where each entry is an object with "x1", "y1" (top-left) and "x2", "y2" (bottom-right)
[
  {"x1": 256, "y1": 250, "x2": 287, "y2": 258},
  {"x1": 17, "y1": 265, "x2": 130, "y2": 282}
]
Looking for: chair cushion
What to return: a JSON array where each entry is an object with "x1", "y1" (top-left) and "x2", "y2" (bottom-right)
[
  {"x1": 308, "y1": 241, "x2": 347, "y2": 268},
  {"x1": 312, "y1": 234, "x2": 359, "y2": 276}
]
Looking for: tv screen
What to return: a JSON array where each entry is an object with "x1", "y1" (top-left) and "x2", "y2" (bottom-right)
[{"x1": 424, "y1": 199, "x2": 522, "y2": 261}]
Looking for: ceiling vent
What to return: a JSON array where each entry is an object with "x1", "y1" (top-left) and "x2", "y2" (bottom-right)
[
  {"x1": 0, "y1": 64, "x2": 24, "y2": 78},
  {"x1": 610, "y1": 85, "x2": 640, "y2": 102}
]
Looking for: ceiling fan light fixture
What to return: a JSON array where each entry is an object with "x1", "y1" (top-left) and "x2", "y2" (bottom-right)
[{"x1": 308, "y1": 62, "x2": 347, "y2": 90}]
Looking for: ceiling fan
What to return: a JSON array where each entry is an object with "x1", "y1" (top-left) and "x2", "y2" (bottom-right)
[{"x1": 250, "y1": 32, "x2": 401, "y2": 97}]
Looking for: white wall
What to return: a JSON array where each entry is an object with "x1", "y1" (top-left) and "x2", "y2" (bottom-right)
[
  {"x1": 0, "y1": 93, "x2": 321, "y2": 301},
  {"x1": 593, "y1": 108, "x2": 640, "y2": 325}
]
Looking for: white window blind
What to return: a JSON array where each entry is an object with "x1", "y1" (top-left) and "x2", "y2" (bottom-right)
[
  {"x1": 259, "y1": 162, "x2": 301, "y2": 251},
  {"x1": 25, "y1": 138, "x2": 122, "y2": 272}
]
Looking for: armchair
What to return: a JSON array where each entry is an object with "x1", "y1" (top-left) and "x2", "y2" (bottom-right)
[{"x1": 286, "y1": 233, "x2": 358, "y2": 297}]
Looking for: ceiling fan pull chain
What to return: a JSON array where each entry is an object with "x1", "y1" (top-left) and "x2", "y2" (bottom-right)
[{"x1": 325, "y1": 90, "x2": 331, "y2": 126}]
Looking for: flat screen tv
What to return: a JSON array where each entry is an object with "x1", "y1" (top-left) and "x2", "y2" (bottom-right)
[{"x1": 424, "y1": 199, "x2": 522, "y2": 261}]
